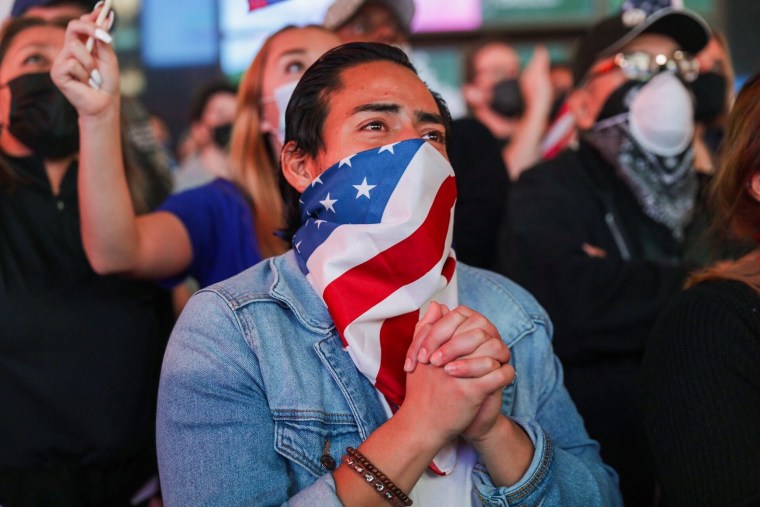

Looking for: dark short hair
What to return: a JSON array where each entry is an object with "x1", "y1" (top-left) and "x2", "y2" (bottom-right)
[
  {"x1": 279, "y1": 42, "x2": 453, "y2": 240},
  {"x1": 189, "y1": 80, "x2": 237, "y2": 123}
]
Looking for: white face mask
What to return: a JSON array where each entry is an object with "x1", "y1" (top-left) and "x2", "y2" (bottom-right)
[
  {"x1": 260, "y1": 79, "x2": 299, "y2": 149},
  {"x1": 628, "y1": 72, "x2": 694, "y2": 157}
]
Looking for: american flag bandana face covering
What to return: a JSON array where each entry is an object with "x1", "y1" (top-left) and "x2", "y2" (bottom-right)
[{"x1": 293, "y1": 138, "x2": 459, "y2": 475}]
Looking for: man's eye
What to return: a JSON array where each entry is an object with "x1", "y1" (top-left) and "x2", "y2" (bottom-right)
[
  {"x1": 422, "y1": 130, "x2": 445, "y2": 143},
  {"x1": 361, "y1": 120, "x2": 385, "y2": 131}
]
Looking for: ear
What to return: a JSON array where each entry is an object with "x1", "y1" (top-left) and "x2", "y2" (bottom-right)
[
  {"x1": 567, "y1": 88, "x2": 596, "y2": 130},
  {"x1": 462, "y1": 83, "x2": 485, "y2": 108},
  {"x1": 748, "y1": 172, "x2": 760, "y2": 204},
  {"x1": 281, "y1": 141, "x2": 319, "y2": 193}
]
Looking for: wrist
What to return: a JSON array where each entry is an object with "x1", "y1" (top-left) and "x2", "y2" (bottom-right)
[
  {"x1": 78, "y1": 99, "x2": 120, "y2": 127},
  {"x1": 467, "y1": 413, "x2": 511, "y2": 451},
  {"x1": 393, "y1": 401, "x2": 454, "y2": 455},
  {"x1": 472, "y1": 416, "x2": 534, "y2": 487}
]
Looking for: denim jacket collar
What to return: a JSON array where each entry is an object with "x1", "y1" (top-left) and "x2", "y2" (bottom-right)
[
  {"x1": 266, "y1": 251, "x2": 538, "y2": 348},
  {"x1": 269, "y1": 252, "x2": 335, "y2": 335}
]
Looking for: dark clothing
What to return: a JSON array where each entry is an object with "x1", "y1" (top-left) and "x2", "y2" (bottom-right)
[
  {"x1": 641, "y1": 279, "x2": 760, "y2": 506},
  {"x1": 498, "y1": 141, "x2": 688, "y2": 505},
  {"x1": 0, "y1": 155, "x2": 167, "y2": 505},
  {"x1": 449, "y1": 117, "x2": 510, "y2": 270}
]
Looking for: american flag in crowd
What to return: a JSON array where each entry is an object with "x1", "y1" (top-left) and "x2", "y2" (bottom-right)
[
  {"x1": 622, "y1": 0, "x2": 683, "y2": 14},
  {"x1": 293, "y1": 139, "x2": 458, "y2": 412},
  {"x1": 247, "y1": 0, "x2": 290, "y2": 11}
]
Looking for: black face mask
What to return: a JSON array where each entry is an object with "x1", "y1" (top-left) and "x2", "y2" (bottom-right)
[
  {"x1": 211, "y1": 123, "x2": 232, "y2": 149},
  {"x1": 691, "y1": 72, "x2": 727, "y2": 123},
  {"x1": 6, "y1": 72, "x2": 80, "y2": 159},
  {"x1": 595, "y1": 79, "x2": 643, "y2": 123},
  {"x1": 490, "y1": 78, "x2": 525, "y2": 118}
]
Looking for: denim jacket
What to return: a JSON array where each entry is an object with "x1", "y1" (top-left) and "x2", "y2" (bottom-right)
[{"x1": 157, "y1": 251, "x2": 621, "y2": 506}]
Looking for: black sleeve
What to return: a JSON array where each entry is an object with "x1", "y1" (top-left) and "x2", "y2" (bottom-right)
[
  {"x1": 640, "y1": 281, "x2": 760, "y2": 506},
  {"x1": 498, "y1": 161, "x2": 686, "y2": 356},
  {"x1": 449, "y1": 118, "x2": 510, "y2": 270}
]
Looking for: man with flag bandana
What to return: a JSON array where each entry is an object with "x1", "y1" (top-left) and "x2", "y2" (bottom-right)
[{"x1": 147, "y1": 42, "x2": 621, "y2": 507}]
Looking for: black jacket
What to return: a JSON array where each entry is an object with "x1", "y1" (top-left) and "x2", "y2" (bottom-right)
[{"x1": 498, "y1": 141, "x2": 687, "y2": 362}]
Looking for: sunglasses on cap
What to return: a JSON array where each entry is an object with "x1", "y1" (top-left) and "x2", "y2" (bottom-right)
[{"x1": 588, "y1": 50, "x2": 700, "y2": 83}]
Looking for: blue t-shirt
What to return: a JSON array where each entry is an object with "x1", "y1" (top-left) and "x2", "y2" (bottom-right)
[{"x1": 158, "y1": 178, "x2": 262, "y2": 288}]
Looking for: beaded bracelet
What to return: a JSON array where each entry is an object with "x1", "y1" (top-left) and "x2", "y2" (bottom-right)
[{"x1": 343, "y1": 447, "x2": 413, "y2": 506}]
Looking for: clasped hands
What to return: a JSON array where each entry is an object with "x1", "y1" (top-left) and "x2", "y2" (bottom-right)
[{"x1": 400, "y1": 302, "x2": 515, "y2": 449}]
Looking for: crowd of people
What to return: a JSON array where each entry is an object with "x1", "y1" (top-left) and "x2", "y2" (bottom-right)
[{"x1": 1, "y1": 0, "x2": 757, "y2": 505}]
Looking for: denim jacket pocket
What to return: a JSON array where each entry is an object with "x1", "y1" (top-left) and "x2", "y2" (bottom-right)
[{"x1": 275, "y1": 414, "x2": 362, "y2": 478}]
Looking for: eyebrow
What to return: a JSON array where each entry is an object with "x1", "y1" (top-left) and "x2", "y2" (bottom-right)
[
  {"x1": 415, "y1": 110, "x2": 445, "y2": 126},
  {"x1": 276, "y1": 48, "x2": 307, "y2": 60},
  {"x1": 352, "y1": 103, "x2": 400, "y2": 114},
  {"x1": 352, "y1": 103, "x2": 444, "y2": 125}
]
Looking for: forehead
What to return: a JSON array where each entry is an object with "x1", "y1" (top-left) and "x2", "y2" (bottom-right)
[
  {"x1": 474, "y1": 44, "x2": 519, "y2": 71},
  {"x1": 267, "y1": 27, "x2": 339, "y2": 61},
  {"x1": 24, "y1": 5, "x2": 86, "y2": 20},
  {"x1": 1, "y1": 25, "x2": 64, "y2": 66},
  {"x1": 697, "y1": 37, "x2": 725, "y2": 67},
  {"x1": 327, "y1": 60, "x2": 436, "y2": 112},
  {"x1": 619, "y1": 32, "x2": 680, "y2": 55},
  {"x1": 203, "y1": 92, "x2": 236, "y2": 114}
]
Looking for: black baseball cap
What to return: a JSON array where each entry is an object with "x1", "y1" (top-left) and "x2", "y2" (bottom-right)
[{"x1": 572, "y1": 7, "x2": 711, "y2": 85}]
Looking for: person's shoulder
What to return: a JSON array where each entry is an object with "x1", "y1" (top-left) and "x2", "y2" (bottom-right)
[
  {"x1": 676, "y1": 279, "x2": 760, "y2": 315},
  {"x1": 199, "y1": 254, "x2": 278, "y2": 307},
  {"x1": 163, "y1": 178, "x2": 247, "y2": 212},
  {"x1": 516, "y1": 148, "x2": 584, "y2": 185},
  {"x1": 457, "y1": 263, "x2": 552, "y2": 346},
  {"x1": 652, "y1": 279, "x2": 760, "y2": 347},
  {"x1": 182, "y1": 178, "x2": 244, "y2": 199},
  {"x1": 197, "y1": 251, "x2": 334, "y2": 332},
  {"x1": 452, "y1": 117, "x2": 493, "y2": 138}
]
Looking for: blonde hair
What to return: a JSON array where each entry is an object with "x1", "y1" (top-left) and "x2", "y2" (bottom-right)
[{"x1": 228, "y1": 26, "x2": 298, "y2": 258}]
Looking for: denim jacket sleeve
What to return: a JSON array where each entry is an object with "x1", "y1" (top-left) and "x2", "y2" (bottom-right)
[{"x1": 156, "y1": 288, "x2": 343, "y2": 507}]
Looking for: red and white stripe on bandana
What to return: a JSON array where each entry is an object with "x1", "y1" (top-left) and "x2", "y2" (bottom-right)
[
  {"x1": 247, "y1": 0, "x2": 290, "y2": 12},
  {"x1": 293, "y1": 139, "x2": 459, "y2": 474}
]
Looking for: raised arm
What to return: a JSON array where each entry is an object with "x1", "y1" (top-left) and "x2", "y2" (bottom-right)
[
  {"x1": 503, "y1": 46, "x2": 552, "y2": 181},
  {"x1": 51, "y1": 15, "x2": 192, "y2": 280}
]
